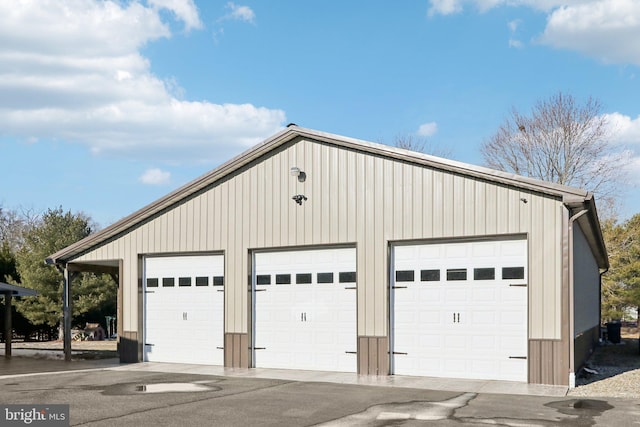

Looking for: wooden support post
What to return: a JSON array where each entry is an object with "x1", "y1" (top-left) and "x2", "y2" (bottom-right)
[
  {"x1": 3, "y1": 292, "x2": 11, "y2": 359},
  {"x1": 62, "y1": 267, "x2": 72, "y2": 362}
]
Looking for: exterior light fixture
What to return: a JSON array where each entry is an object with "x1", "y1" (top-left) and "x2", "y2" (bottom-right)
[{"x1": 290, "y1": 166, "x2": 306, "y2": 183}]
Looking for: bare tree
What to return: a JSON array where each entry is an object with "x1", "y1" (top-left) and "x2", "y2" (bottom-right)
[
  {"x1": 0, "y1": 205, "x2": 41, "y2": 252},
  {"x1": 393, "y1": 134, "x2": 452, "y2": 158},
  {"x1": 481, "y1": 92, "x2": 628, "y2": 215}
]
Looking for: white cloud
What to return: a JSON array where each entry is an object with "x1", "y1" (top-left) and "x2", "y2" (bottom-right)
[
  {"x1": 428, "y1": 0, "x2": 463, "y2": 16},
  {"x1": 508, "y1": 19, "x2": 521, "y2": 33},
  {"x1": 626, "y1": 155, "x2": 640, "y2": 186},
  {"x1": 508, "y1": 39, "x2": 523, "y2": 48},
  {"x1": 540, "y1": 1, "x2": 640, "y2": 66},
  {"x1": 224, "y1": 2, "x2": 256, "y2": 23},
  {"x1": 148, "y1": 0, "x2": 202, "y2": 30},
  {"x1": 417, "y1": 122, "x2": 438, "y2": 137},
  {"x1": 428, "y1": 1, "x2": 595, "y2": 15},
  {"x1": 508, "y1": 19, "x2": 523, "y2": 48},
  {"x1": 428, "y1": 1, "x2": 640, "y2": 66},
  {"x1": 602, "y1": 112, "x2": 640, "y2": 204},
  {"x1": 604, "y1": 112, "x2": 640, "y2": 145},
  {"x1": 0, "y1": 1, "x2": 285, "y2": 164},
  {"x1": 140, "y1": 168, "x2": 171, "y2": 185}
]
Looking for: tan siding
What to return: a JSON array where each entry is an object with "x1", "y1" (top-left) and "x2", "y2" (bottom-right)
[
  {"x1": 73, "y1": 137, "x2": 566, "y2": 349},
  {"x1": 421, "y1": 169, "x2": 433, "y2": 237}
]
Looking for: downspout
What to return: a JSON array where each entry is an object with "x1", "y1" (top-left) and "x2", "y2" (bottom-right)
[{"x1": 568, "y1": 207, "x2": 589, "y2": 388}]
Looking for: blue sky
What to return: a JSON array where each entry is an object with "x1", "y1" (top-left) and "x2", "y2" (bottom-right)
[{"x1": 1, "y1": 0, "x2": 639, "y2": 228}]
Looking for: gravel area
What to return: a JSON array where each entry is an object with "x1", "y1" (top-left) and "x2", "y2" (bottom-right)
[{"x1": 569, "y1": 337, "x2": 640, "y2": 399}]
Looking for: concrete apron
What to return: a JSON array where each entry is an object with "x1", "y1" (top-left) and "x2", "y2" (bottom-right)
[{"x1": 0, "y1": 355, "x2": 568, "y2": 397}]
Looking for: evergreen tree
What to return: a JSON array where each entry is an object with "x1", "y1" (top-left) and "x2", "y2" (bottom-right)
[
  {"x1": 602, "y1": 214, "x2": 640, "y2": 322},
  {"x1": 14, "y1": 207, "x2": 116, "y2": 333}
]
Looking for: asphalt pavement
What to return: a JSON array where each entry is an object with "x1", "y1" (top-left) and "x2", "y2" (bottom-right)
[{"x1": 0, "y1": 357, "x2": 638, "y2": 426}]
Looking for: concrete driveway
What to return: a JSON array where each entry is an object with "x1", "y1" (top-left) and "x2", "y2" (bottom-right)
[{"x1": 1, "y1": 359, "x2": 638, "y2": 426}]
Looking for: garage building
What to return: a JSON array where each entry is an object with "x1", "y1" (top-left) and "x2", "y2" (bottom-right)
[{"x1": 47, "y1": 125, "x2": 608, "y2": 386}]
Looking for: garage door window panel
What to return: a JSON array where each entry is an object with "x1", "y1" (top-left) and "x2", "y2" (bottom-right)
[
  {"x1": 213, "y1": 276, "x2": 224, "y2": 286},
  {"x1": 179, "y1": 277, "x2": 191, "y2": 287},
  {"x1": 502, "y1": 267, "x2": 525, "y2": 280},
  {"x1": 396, "y1": 270, "x2": 415, "y2": 282},
  {"x1": 147, "y1": 278, "x2": 159, "y2": 288},
  {"x1": 296, "y1": 273, "x2": 312, "y2": 284},
  {"x1": 473, "y1": 268, "x2": 495, "y2": 280},
  {"x1": 195, "y1": 276, "x2": 209, "y2": 287},
  {"x1": 276, "y1": 274, "x2": 291, "y2": 285},
  {"x1": 446, "y1": 269, "x2": 467, "y2": 281},
  {"x1": 257, "y1": 275, "x2": 271, "y2": 285},
  {"x1": 420, "y1": 269, "x2": 440, "y2": 282},
  {"x1": 317, "y1": 272, "x2": 334, "y2": 284},
  {"x1": 339, "y1": 272, "x2": 356, "y2": 283},
  {"x1": 162, "y1": 277, "x2": 175, "y2": 287}
]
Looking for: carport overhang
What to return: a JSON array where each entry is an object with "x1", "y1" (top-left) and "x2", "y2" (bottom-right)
[
  {"x1": 43, "y1": 258, "x2": 121, "y2": 361},
  {"x1": 1, "y1": 282, "x2": 38, "y2": 359}
]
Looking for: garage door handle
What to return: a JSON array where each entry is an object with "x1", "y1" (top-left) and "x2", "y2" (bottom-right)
[
  {"x1": 253, "y1": 347, "x2": 266, "y2": 350},
  {"x1": 145, "y1": 343, "x2": 154, "y2": 346},
  {"x1": 344, "y1": 286, "x2": 356, "y2": 290},
  {"x1": 392, "y1": 286, "x2": 407, "y2": 289},
  {"x1": 391, "y1": 351, "x2": 408, "y2": 355},
  {"x1": 254, "y1": 289, "x2": 267, "y2": 292},
  {"x1": 509, "y1": 284, "x2": 527, "y2": 287},
  {"x1": 345, "y1": 351, "x2": 357, "y2": 354},
  {"x1": 509, "y1": 356, "x2": 527, "y2": 359},
  {"x1": 216, "y1": 347, "x2": 224, "y2": 349}
]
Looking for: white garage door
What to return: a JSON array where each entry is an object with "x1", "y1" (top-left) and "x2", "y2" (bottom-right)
[
  {"x1": 392, "y1": 239, "x2": 528, "y2": 382},
  {"x1": 253, "y1": 248, "x2": 357, "y2": 372},
  {"x1": 144, "y1": 254, "x2": 224, "y2": 365}
]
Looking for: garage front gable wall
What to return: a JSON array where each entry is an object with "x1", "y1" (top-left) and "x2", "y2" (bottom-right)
[{"x1": 68, "y1": 133, "x2": 571, "y2": 340}]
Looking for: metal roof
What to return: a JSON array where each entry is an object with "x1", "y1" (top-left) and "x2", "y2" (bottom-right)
[
  {"x1": 0, "y1": 282, "x2": 38, "y2": 297},
  {"x1": 46, "y1": 125, "x2": 608, "y2": 267}
]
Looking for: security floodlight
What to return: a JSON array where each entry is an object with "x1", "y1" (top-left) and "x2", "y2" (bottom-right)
[{"x1": 290, "y1": 167, "x2": 306, "y2": 182}]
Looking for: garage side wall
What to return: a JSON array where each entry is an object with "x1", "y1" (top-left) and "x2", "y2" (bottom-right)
[
  {"x1": 73, "y1": 137, "x2": 566, "y2": 367},
  {"x1": 573, "y1": 222, "x2": 601, "y2": 370}
]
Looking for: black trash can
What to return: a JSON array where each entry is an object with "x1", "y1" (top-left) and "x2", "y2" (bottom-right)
[{"x1": 606, "y1": 321, "x2": 622, "y2": 344}]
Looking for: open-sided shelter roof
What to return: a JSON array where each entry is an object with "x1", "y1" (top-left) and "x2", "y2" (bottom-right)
[{"x1": 0, "y1": 282, "x2": 37, "y2": 297}]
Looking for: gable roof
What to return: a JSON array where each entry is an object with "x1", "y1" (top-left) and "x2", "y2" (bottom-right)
[{"x1": 46, "y1": 125, "x2": 608, "y2": 268}]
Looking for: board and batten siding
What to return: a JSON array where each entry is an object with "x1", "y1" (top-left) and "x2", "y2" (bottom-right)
[{"x1": 75, "y1": 136, "x2": 564, "y2": 341}]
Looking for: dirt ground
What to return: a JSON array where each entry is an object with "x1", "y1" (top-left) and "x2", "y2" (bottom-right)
[
  {"x1": 583, "y1": 338, "x2": 640, "y2": 368},
  {"x1": 621, "y1": 326, "x2": 638, "y2": 339}
]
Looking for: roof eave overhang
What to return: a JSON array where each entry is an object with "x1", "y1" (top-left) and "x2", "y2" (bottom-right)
[{"x1": 565, "y1": 194, "x2": 609, "y2": 270}]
